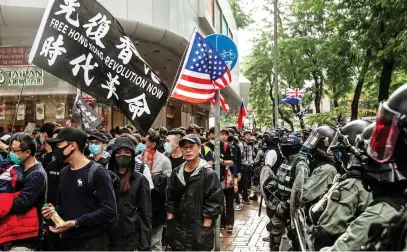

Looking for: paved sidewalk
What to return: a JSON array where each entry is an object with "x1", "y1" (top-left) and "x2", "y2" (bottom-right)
[{"x1": 220, "y1": 199, "x2": 270, "y2": 251}]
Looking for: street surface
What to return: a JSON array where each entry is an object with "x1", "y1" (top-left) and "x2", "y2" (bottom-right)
[{"x1": 220, "y1": 199, "x2": 289, "y2": 251}]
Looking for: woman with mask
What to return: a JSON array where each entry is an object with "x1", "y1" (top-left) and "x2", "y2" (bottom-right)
[
  {"x1": 165, "y1": 129, "x2": 185, "y2": 170},
  {"x1": 108, "y1": 136, "x2": 153, "y2": 251},
  {"x1": 87, "y1": 132, "x2": 110, "y2": 167}
]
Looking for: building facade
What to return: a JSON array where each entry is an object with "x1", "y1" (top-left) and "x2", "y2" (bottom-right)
[{"x1": 0, "y1": 0, "x2": 246, "y2": 131}]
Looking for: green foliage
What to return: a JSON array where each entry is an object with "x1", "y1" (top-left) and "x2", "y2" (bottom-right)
[
  {"x1": 228, "y1": 0, "x2": 253, "y2": 29},
  {"x1": 305, "y1": 106, "x2": 350, "y2": 126}
]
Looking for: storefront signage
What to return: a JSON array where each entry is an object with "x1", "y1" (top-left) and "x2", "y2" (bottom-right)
[
  {"x1": 0, "y1": 46, "x2": 31, "y2": 66},
  {"x1": 0, "y1": 67, "x2": 44, "y2": 87}
]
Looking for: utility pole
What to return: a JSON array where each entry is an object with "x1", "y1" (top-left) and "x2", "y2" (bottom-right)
[{"x1": 273, "y1": 0, "x2": 279, "y2": 128}]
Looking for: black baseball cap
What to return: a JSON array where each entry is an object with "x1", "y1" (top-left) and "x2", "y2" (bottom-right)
[
  {"x1": 88, "y1": 132, "x2": 108, "y2": 143},
  {"x1": 47, "y1": 127, "x2": 88, "y2": 149},
  {"x1": 179, "y1": 134, "x2": 202, "y2": 147}
]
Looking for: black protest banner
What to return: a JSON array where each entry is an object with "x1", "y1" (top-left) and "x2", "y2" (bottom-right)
[
  {"x1": 72, "y1": 95, "x2": 103, "y2": 130},
  {"x1": 29, "y1": 0, "x2": 169, "y2": 134}
]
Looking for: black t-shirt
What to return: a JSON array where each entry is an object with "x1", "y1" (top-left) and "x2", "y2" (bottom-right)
[
  {"x1": 205, "y1": 141, "x2": 232, "y2": 181},
  {"x1": 58, "y1": 161, "x2": 116, "y2": 240},
  {"x1": 184, "y1": 169, "x2": 194, "y2": 184},
  {"x1": 169, "y1": 155, "x2": 185, "y2": 170}
]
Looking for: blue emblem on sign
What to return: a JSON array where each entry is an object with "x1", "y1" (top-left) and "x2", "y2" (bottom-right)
[{"x1": 206, "y1": 34, "x2": 239, "y2": 70}]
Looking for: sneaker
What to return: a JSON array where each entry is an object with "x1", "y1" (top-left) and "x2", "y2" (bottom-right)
[
  {"x1": 235, "y1": 204, "x2": 241, "y2": 211},
  {"x1": 249, "y1": 195, "x2": 258, "y2": 201},
  {"x1": 262, "y1": 236, "x2": 270, "y2": 242},
  {"x1": 227, "y1": 225, "x2": 233, "y2": 233},
  {"x1": 242, "y1": 198, "x2": 251, "y2": 204}
]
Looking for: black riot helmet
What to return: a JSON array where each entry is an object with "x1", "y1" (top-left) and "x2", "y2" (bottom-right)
[
  {"x1": 341, "y1": 120, "x2": 372, "y2": 145},
  {"x1": 364, "y1": 84, "x2": 407, "y2": 186},
  {"x1": 302, "y1": 125, "x2": 338, "y2": 163},
  {"x1": 340, "y1": 120, "x2": 372, "y2": 168},
  {"x1": 262, "y1": 130, "x2": 279, "y2": 151},
  {"x1": 346, "y1": 122, "x2": 375, "y2": 171}
]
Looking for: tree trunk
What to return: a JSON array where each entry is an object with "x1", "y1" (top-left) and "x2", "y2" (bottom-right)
[
  {"x1": 296, "y1": 105, "x2": 305, "y2": 129},
  {"x1": 333, "y1": 85, "x2": 339, "y2": 108},
  {"x1": 312, "y1": 71, "x2": 322, "y2": 113},
  {"x1": 378, "y1": 58, "x2": 395, "y2": 102},
  {"x1": 351, "y1": 49, "x2": 372, "y2": 120}
]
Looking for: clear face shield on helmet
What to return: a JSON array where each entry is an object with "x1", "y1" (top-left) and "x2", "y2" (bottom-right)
[
  {"x1": 367, "y1": 102, "x2": 402, "y2": 163},
  {"x1": 303, "y1": 130, "x2": 321, "y2": 150}
]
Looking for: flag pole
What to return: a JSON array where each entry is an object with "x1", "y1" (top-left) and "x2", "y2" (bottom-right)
[
  {"x1": 159, "y1": 27, "x2": 197, "y2": 127},
  {"x1": 214, "y1": 35, "x2": 221, "y2": 252},
  {"x1": 273, "y1": 0, "x2": 279, "y2": 128}
]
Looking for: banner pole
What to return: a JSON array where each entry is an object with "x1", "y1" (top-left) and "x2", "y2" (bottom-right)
[
  {"x1": 159, "y1": 27, "x2": 197, "y2": 127},
  {"x1": 11, "y1": 64, "x2": 31, "y2": 136},
  {"x1": 214, "y1": 35, "x2": 221, "y2": 252}
]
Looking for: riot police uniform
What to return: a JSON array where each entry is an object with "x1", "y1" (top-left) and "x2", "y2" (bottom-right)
[
  {"x1": 301, "y1": 126, "x2": 343, "y2": 207},
  {"x1": 311, "y1": 120, "x2": 373, "y2": 250},
  {"x1": 323, "y1": 84, "x2": 407, "y2": 251},
  {"x1": 267, "y1": 152, "x2": 309, "y2": 251}
]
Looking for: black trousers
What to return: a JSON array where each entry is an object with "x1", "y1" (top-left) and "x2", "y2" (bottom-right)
[
  {"x1": 60, "y1": 233, "x2": 108, "y2": 251},
  {"x1": 221, "y1": 187, "x2": 235, "y2": 226},
  {"x1": 240, "y1": 165, "x2": 252, "y2": 200}
]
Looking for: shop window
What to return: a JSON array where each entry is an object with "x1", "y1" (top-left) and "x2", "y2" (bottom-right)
[
  {"x1": 222, "y1": 16, "x2": 229, "y2": 36},
  {"x1": 215, "y1": 1, "x2": 222, "y2": 33}
]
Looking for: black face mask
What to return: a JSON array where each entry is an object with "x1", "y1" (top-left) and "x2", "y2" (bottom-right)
[
  {"x1": 115, "y1": 155, "x2": 132, "y2": 168},
  {"x1": 52, "y1": 143, "x2": 74, "y2": 164}
]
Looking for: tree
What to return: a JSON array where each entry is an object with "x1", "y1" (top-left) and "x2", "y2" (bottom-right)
[{"x1": 228, "y1": 0, "x2": 253, "y2": 29}]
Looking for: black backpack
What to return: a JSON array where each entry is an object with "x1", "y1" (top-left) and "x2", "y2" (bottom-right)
[{"x1": 59, "y1": 162, "x2": 121, "y2": 203}]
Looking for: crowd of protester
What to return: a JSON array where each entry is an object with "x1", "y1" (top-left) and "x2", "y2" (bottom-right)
[{"x1": 0, "y1": 122, "x2": 269, "y2": 251}]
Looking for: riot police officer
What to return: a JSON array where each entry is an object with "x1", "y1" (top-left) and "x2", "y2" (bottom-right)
[
  {"x1": 322, "y1": 84, "x2": 407, "y2": 251},
  {"x1": 261, "y1": 133, "x2": 309, "y2": 250},
  {"x1": 311, "y1": 120, "x2": 373, "y2": 250},
  {"x1": 301, "y1": 126, "x2": 343, "y2": 208}
]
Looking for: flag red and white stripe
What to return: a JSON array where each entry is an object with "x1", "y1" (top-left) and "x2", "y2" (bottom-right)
[{"x1": 211, "y1": 94, "x2": 230, "y2": 112}]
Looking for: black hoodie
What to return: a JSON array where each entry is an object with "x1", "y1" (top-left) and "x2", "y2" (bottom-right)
[{"x1": 107, "y1": 137, "x2": 152, "y2": 251}]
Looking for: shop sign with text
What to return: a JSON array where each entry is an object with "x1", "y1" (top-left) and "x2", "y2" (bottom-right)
[{"x1": 0, "y1": 67, "x2": 44, "y2": 87}]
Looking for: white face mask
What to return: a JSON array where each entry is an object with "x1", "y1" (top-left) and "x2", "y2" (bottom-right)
[{"x1": 210, "y1": 139, "x2": 215, "y2": 145}]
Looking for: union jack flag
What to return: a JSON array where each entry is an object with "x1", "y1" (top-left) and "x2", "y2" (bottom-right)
[{"x1": 285, "y1": 88, "x2": 307, "y2": 100}]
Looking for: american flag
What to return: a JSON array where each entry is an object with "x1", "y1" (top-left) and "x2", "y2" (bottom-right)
[
  {"x1": 171, "y1": 32, "x2": 232, "y2": 104},
  {"x1": 285, "y1": 88, "x2": 307, "y2": 100},
  {"x1": 210, "y1": 94, "x2": 230, "y2": 112}
]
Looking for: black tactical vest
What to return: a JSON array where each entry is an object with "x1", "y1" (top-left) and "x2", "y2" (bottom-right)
[{"x1": 276, "y1": 153, "x2": 309, "y2": 193}]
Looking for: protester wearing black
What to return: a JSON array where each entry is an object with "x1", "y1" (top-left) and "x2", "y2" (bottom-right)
[
  {"x1": 42, "y1": 127, "x2": 116, "y2": 251},
  {"x1": 9, "y1": 133, "x2": 47, "y2": 250},
  {"x1": 36, "y1": 123, "x2": 58, "y2": 169},
  {"x1": 206, "y1": 127, "x2": 236, "y2": 233},
  {"x1": 87, "y1": 131, "x2": 110, "y2": 166},
  {"x1": 108, "y1": 137, "x2": 152, "y2": 251},
  {"x1": 166, "y1": 134, "x2": 223, "y2": 251}
]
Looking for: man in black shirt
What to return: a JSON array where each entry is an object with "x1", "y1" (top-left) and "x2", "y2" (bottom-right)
[
  {"x1": 8, "y1": 133, "x2": 47, "y2": 250},
  {"x1": 165, "y1": 129, "x2": 186, "y2": 169},
  {"x1": 42, "y1": 127, "x2": 116, "y2": 251},
  {"x1": 36, "y1": 123, "x2": 58, "y2": 168}
]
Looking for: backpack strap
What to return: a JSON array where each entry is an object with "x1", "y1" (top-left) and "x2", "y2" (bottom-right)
[
  {"x1": 88, "y1": 162, "x2": 102, "y2": 195},
  {"x1": 371, "y1": 197, "x2": 403, "y2": 211}
]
